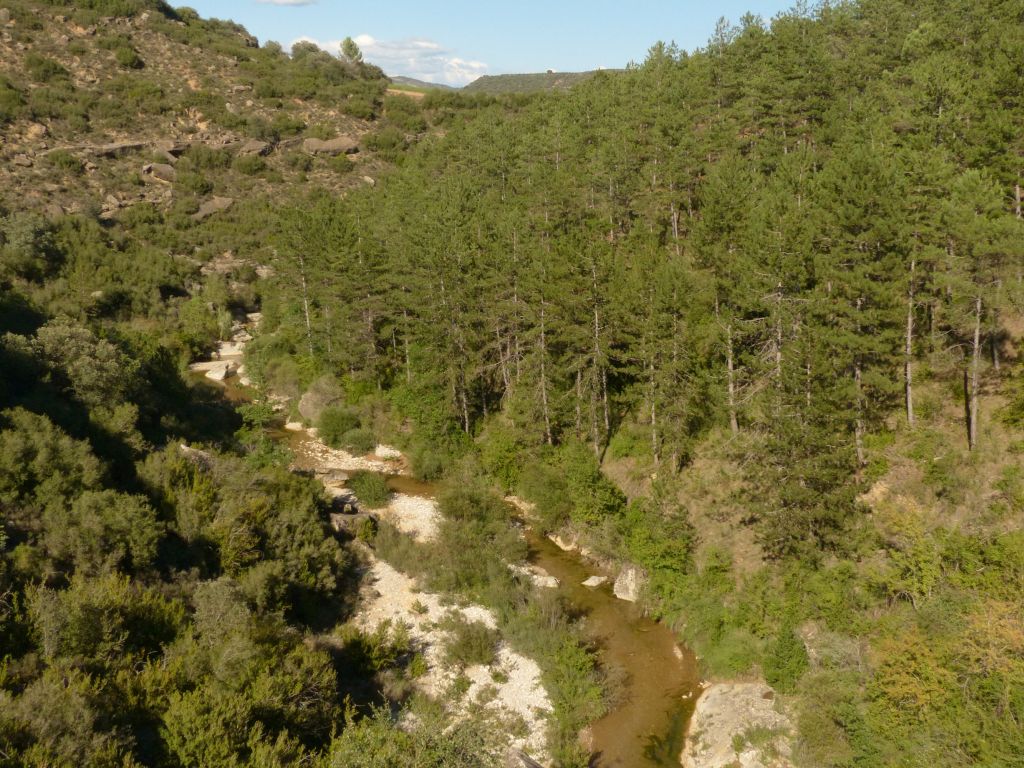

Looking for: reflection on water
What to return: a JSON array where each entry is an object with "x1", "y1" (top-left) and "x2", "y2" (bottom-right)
[{"x1": 527, "y1": 531, "x2": 701, "y2": 768}]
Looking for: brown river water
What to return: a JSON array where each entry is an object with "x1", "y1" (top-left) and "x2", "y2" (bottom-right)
[{"x1": 200, "y1": 373, "x2": 701, "y2": 766}]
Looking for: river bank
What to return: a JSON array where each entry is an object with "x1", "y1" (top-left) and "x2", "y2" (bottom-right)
[{"x1": 189, "y1": 318, "x2": 790, "y2": 768}]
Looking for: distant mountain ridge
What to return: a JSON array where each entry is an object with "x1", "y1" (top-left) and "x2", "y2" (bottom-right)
[
  {"x1": 462, "y1": 70, "x2": 619, "y2": 94},
  {"x1": 389, "y1": 75, "x2": 456, "y2": 91}
]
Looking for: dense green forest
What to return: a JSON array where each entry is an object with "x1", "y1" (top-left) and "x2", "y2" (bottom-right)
[{"x1": 2, "y1": 0, "x2": 1024, "y2": 765}]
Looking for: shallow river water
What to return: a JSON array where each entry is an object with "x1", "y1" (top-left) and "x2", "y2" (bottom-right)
[{"x1": 200, "y1": 373, "x2": 701, "y2": 766}]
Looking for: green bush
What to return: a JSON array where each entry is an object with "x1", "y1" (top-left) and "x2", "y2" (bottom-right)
[
  {"x1": 409, "y1": 443, "x2": 445, "y2": 481},
  {"x1": 24, "y1": 54, "x2": 69, "y2": 84},
  {"x1": 115, "y1": 46, "x2": 144, "y2": 69},
  {"x1": 318, "y1": 406, "x2": 360, "y2": 446},
  {"x1": 46, "y1": 150, "x2": 84, "y2": 176},
  {"x1": 763, "y1": 624, "x2": 809, "y2": 693},
  {"x1": 175, "y1": 171, "x2": 213, "y2": 197},
  {"x1": 441, "y1": 615, "x2": 499, "y2": 668},
  {"x1": 328, "y1": 155, "x2": 354, "y2": 175},
  {"x1": 232, "y1": 154, "x2": 266, "y2": 175},
  {"x1": 0, "y1": 77, "x2": 24, "y2": 124},
  {"x1": 349, "y1": 472, "x2": 391, "y2": 509},
  {"x1": 342, "y1": 427, "x2": 376, "y2": 454},
  {"x1": 517, "y1": 460, "x2": 572, "y2": 531}
]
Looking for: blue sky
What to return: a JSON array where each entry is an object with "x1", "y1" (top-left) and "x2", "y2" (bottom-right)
[{"x1": 184, "y1": 0, "x2": 796, "y2": 86}]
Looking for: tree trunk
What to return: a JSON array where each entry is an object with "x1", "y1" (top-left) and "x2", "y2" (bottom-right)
[
  {"x1": 539, "y1": 303, "x2": 553, "y2": 446},
  {"x1": 1015, "y1": 181, "x2": 1022, "y2": 220},
  {"x1": 649, "y1": 357, "x2": 660, "y2": 466},
  {"x1": 905, "y1": 258, "x2": 915, "y2": 428},
  {"x1": 726, "y1": 323, "x2": 739, "y2": 434},
  {"x1": 403, "y1": 309, "x2": 411, "y2": 384},
  {"x1": 297, "y1": 253, "x2": 313, "y2": 356},
  {"x1": 969, "y1": 295, "x2": 982, "y2": 450},
  {"x1": 963, "y1": 368, "x2": 973, "y2": 450},
  {"x1": 854, "y1": 297, "x2": 865, "y2": 470}
]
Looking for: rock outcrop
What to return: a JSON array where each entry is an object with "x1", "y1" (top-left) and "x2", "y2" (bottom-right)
[
  {"x1": 192, "y1": 196, "x2": 234, "y2": 221},
  {"x1": 682, "y1": 682, "x2": 793, "y2": 768},
  {"x1": 302, "y1": 136, "x2": 359, "y2": 156},
  {"x1": 613, "y1": 563, "x2": 647, "y2": 602}
]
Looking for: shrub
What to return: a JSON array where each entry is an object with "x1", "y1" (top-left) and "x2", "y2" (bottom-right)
[
  {"x1": 0, "y1": 78, "x2": 24, "y2": 124},
  {"x1": 349, "y1": 472, "x2": 391, "y2": 509},
  {"x1": 763, "y1": 624, "x2": 809, "y2": 693},
  {"x1": 328, "y1": 155, "x2": 354, "y2": 175},
  {"x1": 342, "y1": 427, "x2": 376, "y2": 454},
  {"x1": 441, "y1": 615, "x2": 499, "y2": 668},
  {"x1": 318, "y1": 406, "x2": 360, "y2": 446},
  {"x1": 284, "y1": 152, "x2": 313, "y2": 172},
  {"x1": 25, "y1": 54, "x2": 69, "y2": 83},
  {"x1": 115, "y1": 46, "x2": 144, "y2": 69},
  {"x1": 175, "y1": 171, "x2": 213, "y2": 197},
  {"x1": 46, "y1": 150, "x2": 83, "y2": 176},
  {"x1": 409, "y1": 443, "x2": 445, "y2": 481},
  {"x1": 517, "y1": 460, "x2": 572, "y2": 531},
  {"x1": 185, "y1": 144, "x2": 231, "y2": 170},
  {"x1": 232, "y1": 154, "x2": 266, "y2": 175}
]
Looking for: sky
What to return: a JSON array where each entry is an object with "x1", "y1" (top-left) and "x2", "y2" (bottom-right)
[{"x1": 184, "y1": 0, "x2": 796, "y2": 86}]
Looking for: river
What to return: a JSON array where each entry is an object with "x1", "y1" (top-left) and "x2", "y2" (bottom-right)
[{"x1": 196, "y1": 366, "x2": 701, "y2": 767}]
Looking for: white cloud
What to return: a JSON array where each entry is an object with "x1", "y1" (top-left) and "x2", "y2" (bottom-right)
[{"x1": 291, "y1": 34, "x2": 487, "y2": 87}]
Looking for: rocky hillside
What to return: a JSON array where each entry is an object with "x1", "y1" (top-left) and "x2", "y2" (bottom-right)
[{"x1": 0, "y1": 0, "x2": 389, "y2": 220}]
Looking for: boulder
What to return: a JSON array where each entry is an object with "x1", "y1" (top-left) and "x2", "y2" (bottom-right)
[
  {"x1": 581, "y1": 575, "x2": 608, "y2": 588},
  {"x1": 298, "y1": 376, "x2": 344, "y2": 423},
  {"x1": 237, "y1": 138, "x2": 271, "y2": 156},
  {"x1": 152, "y1": 139, "x2": 188, "y2": 157},
  {"x1": 191, "y1": 196, "x2": 234, "y2": 222},
  {"x1": 204, "y1": 362, "x2": 234, "y2": 382},
  {"x1": 25, "y1": 122, "x2": 48, "y2": 140},
  {"x1": 681, "y1": 682, "x2": 793, "y2": 768},
  {"x1": 0, "y1": 9, "x2": 10, "y2": 24},
  {"x1": 93, "y1": 141, "x2": 147, "y2": 158},
  {"x1": 143, "y1": 162, "x2": 176, "y2": 182},
  {"x1": 302, "y1": 136, "x2": 359, "y2": 156},
  {"x1": 178, "y1": 443, "x2": 213, "y2": 469},
  {"x1": 613, "y1": 563, "x2": 647, "y2": 602},
  {"x1": 284, "y1": 421, "x2": 305, "y2": 432},
  {"x1": 548, "y1": 532, "x2": 578, "y2": 552},
  {"x1": 12, "y1": 154, "x2": 33, "y2": 167},
  {"x1": 214, "y1": 340, "x2": 245, "y2": 359}
]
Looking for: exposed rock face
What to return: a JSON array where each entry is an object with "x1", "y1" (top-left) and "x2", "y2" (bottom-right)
[
  {"x1": 297, "y1": 376, "x2": 343, "y2": 423},
  {"x1": 237, "y1": 138, "x2": 271, "y2": 156},
  {"x1": 509, "y1": 563, "x2": 559, "y2": 589},
  {"x1": 93, "y1": 141, "x2": 147, "y2": 158},
  {"x1": 613, "y1": 563, "x2": 647, "y2": 602},
  {"x1": 143, "y1": 162, "x2": 176, "y2": 182},
  {"x1": 302, "y1": 136, "x2": 359, "y2": 156},
  {"x1": 198, "y1": 361, "x2": 235, "y2": 381},
  {"x1": 178, "y1": 443, "x2": 212, "y2": 469},
  {"x1": 191, "y1": 196, "x2": 234, "y2": 221},
  {"x1": 548, "y1": 532, "x2": 578, "y2": 552},
  {"x1": 682, "y1": 682, "x2": 794, "y2": 768}
]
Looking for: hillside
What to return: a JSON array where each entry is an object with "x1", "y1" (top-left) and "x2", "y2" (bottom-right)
[
  {"x1": 2, "y1": 0, "x2": 1024, "y2": 767},
  {"x1": 0, "y1": 0, "x2": 398, "y2": 221},
  {"x1": 390, "y1": 75, "x2": 456, "y2": 91},
  {"x1": 462, "y1": 70, "x2": 610, "y2": 94}
]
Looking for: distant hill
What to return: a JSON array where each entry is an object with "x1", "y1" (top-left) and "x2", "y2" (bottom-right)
[
  {"x1": 462, "y1": 70, "x2": 616, "y2": 95},
  {"x1": 390, "y1": 76, "x2": 456, "y2": 92}
]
